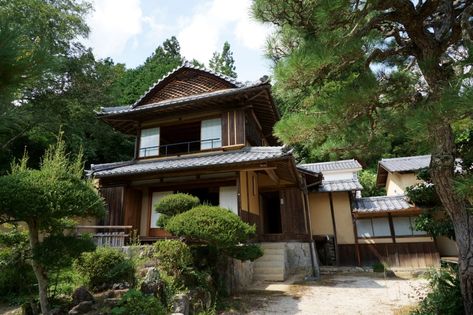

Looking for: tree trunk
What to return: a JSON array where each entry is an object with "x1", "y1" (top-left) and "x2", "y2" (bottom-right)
[
  {"x1": 430, "y1": 122, "x2": 473, "y2": 314},
  {"x1": 27, "y1": 223, "x2": 50, "y2": 315}
]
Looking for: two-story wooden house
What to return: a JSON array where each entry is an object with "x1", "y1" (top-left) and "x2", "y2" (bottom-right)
[{"x1": 89, "y1": 62, "x2": 321, "y2": 281}]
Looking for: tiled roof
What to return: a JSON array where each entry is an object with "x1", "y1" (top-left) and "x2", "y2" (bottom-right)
[
  {"x1": 298, "y1": 159, "x2": 362, "y2": 173},
  {"x1": 318, "y1": 178, "x2": 363, "y2": 192},
  {"x1": 353, "y1": 195, "x2": 414, "y2": 213},
  {"x1": 97, "y1": 78, "x2": 269, "y2": 116},
  {"x1": 90, "y1": 147, "x2": 289, "y2": 178},
  {"x1": 133, "y1": 60, "x2": 244, "y2": 107},
  {"x1": 379, "y1": 155, "x2": 431, "y2": 172}
]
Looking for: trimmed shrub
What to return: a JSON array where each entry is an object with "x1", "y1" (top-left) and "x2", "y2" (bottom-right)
[
  {"x1": 153, "y1": 240, "x2": 193, "y2": 277},
  {"x1": 166, "y1": 205, "x2": 256, "y2": 249},
  {"x1": 111, "y1": 289, "x2": 166, "y2": 315},
  {"x1": 74, "y1": 247, "x2": 135, "y2": 291},
  {"x1": 224, "y1": 243, "x2": 263, "y2": 262},
  {"x1": 154, "y1": 193, "x2": 200, "y2": 217}
]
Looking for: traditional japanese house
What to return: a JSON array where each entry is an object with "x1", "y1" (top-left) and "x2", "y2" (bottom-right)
[
  {"x1": 302, "y1": 158, "x2": 441, "y2": 268},
  {"x1": 88, "y1": 61, "x2": 321, "y2": 281},
  {"x1": 376, "y1": 155, "x2": 458, "y2": 258}
]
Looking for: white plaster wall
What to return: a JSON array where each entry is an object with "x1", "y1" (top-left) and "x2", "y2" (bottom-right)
[{"x1": 323, "y1": 171, "x2": 356, "y2": 181}]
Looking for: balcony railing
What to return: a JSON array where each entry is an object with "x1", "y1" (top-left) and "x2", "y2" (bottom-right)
[{"x1": 140, "y1": 138, "x2": 221, "y2": 157}]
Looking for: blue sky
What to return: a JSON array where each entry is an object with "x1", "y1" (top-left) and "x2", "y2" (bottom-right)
[{"x1": 84, "y1": 0, "x2": 273, "y2": 82}]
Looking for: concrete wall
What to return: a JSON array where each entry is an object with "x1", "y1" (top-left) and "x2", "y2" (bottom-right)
[
  {"x1": 386, "y1": 172, "x2": 421, "y2": 196},
  {"x1": 332, "y1": 192, "x2": 355, "y2": 244},
  {"x1": 309, "y1": 192, "x2": 333, "y2": 235},
  {"x1": 308, "y1": 191, "x2": 355, "y2": 244}
]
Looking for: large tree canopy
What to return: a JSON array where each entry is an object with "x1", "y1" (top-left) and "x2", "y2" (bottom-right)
[{"x1": 253, "y1": 0, "x2": 473, "y2": 312}]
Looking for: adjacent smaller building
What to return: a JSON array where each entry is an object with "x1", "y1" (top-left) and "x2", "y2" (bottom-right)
[
  {"x1": 376, "y1": 155, "x2": 458, "y2": 258},
  {"x1": 303, "y1": 157, "x2": 441, "y2": 268}
]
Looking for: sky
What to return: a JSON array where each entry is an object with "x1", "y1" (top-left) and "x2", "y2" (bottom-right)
[{"x1": 84, "y1": 0, "x2": 274, "y2": 82}]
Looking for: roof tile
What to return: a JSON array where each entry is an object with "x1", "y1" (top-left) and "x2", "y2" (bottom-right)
[
  {"x1": 353, "y1": 195, "x2": 414, "y2": 213},
  {"x1": 298, "y1": 159, "x2": 362, "y2": 173},
  {"x1": 379, "y1": 155, "x2": 431, "y2": 172},
  {"x1": 90, "y1": 146, "x2": 288, "y2": 178}
]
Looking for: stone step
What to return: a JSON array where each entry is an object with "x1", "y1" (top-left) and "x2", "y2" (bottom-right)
[
  {"x1": 254, "y1": 266, "x2": 285, "y2": 275},
  {"x1": 253, "y1": 259, "x2": 284, "y2": 268},
  {"x1": 260, "y1": 248, "x2": 285, "y2": 256},
  {"x1": 259, "y1": 242, "x2": 286, "y2": 249},
  {"x1": 255, "y1": 253, "x2": 284, "y2": 261},
  {"x1": 254, "y1": 273, "x2": 285, "y2": 281}
]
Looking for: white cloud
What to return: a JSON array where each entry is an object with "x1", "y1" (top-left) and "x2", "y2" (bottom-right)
[
  {"x1": 177, "y1": 0, "x2": 271, "y2": 64},
  {"x1": 85, "y1": 0, "x2": 144, "y2": 58}
]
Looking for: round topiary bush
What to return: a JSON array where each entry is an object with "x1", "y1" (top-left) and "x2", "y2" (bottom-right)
[
  {"x1": 154, "y1": 193, "x2": 200, "y2": 217},
  {"x1": 166, "y1": 205, "x2": 257, "y2": 249},
  {"x1": 74, "y1": 247, "x2": 135, "y2": 291}
]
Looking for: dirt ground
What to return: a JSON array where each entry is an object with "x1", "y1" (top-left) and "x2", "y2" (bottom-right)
[{"x1": 229, "y1": 273, "x2": 429, "y2": 315}]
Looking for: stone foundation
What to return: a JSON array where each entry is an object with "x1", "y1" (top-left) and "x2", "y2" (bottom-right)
[{"x1": 285, "y1": 242, "x2": 313, "y2": 275}]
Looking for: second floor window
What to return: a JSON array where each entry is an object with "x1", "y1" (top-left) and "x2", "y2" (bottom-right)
[
  {"x1": 139, "y1": 127, "x2": 160, "y2": 157},
  {"x1": 201, "y1": 118, "x2": 222, "y2": 150}
]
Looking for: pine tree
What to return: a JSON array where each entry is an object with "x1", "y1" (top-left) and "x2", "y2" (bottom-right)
[
  {"x1": 253, "y1": 1, "x2": 473, "y2": 312},
  {"x1": 208, "y1": 41, "x2": 237, "y2": 78}
]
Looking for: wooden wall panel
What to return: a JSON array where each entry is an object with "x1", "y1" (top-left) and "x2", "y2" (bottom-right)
[
  {"x1": 221, "y1": 110, "x2": 245, "y2": 147},
  {"x1": 124, "y1": 188, "x2": 143, "y2": 232},
  {"x1": 337, "y1": 243, "x2": 440, "y2": 268},
  {"x1": 100, "y1": 186, "x2": 125, "y2": 226}
]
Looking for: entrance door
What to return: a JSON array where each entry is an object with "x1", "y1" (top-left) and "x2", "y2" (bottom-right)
[
  {"x1": 260, "y1": 191, "x2": 282, "y2": 234},
  {"x1": 148, "y1": 191, "x2": 172, "y2": 237}
]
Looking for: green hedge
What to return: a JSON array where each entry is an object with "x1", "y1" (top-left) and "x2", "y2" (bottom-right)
[
  {"x1": 166, "y1": 205, "x2": 256, "y2": 248},
  {"x1": 154, "y1": 193, "x2": 200, "y2": 216},
  {"x1": 74, "y1": 247, "x2": 135, "y2": 291}
]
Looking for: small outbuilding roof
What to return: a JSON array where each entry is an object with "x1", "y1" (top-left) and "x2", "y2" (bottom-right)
[
  {"x1": 90, "y1": 146, "x2": 289, "y2": 178},
  {"x1": 378, "y1": 155, "x2": 431, "y2": 173},
  {"x1": 298, "y1": 159, "x2": 362, "y2": 173},
  {"x1": 318, "y1": 178, "x2": 363, "y2": 192},
  {"x1": 353, "y1": 195, "x2": 415, "y2": 214}
]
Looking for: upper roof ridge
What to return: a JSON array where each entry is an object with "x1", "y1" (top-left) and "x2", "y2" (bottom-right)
[
  {"x1": 380, "y1": 154, "x2": 431, "y2": 161},
  {"x1": 132, "y1": 59, "x2": 244, "y2": 108}
]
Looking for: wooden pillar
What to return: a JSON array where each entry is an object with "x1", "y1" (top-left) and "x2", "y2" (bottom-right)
[
  {"x1": 388, "y1": 213, "x2": 396, "y2": 243},
  {"x1": 329, "y1": 192, "x2": 339, "y2": 266},
  {"x1": 349, "y1": 192, "x2": 361, "y2": 266}
]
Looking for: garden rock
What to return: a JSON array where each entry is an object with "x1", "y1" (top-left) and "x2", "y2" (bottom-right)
[
  {"x1": 189, "y1": 288, "x2": 212, "y2": 314},
  {"x1": 68, "y1": 301, "x2": 94, "y2": 315},
  {"x1": 140, "y1": 267, "x2": 164, "y2": 297},
  {"x1": 112, "y1": 281, "x2": 131, "y2": 290},
  {"x1": 172, "y1": 293, "x2": 189, "y2": 315},
  {"x1": 72, "y1": 286, "x2": 94, "y2": 306}
]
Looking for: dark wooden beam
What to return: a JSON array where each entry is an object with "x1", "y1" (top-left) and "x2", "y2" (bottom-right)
[{"x1": 329, "y1": 192, "x2": 340, "y2": 266}]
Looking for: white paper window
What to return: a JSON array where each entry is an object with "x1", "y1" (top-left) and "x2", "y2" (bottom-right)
[
  {"x1": 150, "y1": 191, "x2": 172, "y2": 228},
  {"x1": 372, "y1": 217, "x2": 391, "y2": 237},
  {"x1": 393, "y1": 217, "x2": 412, "y2": 236},
  {"x1": 219, "y1": 186, "x2": 238, "y2": 215},
  {"x1": 201, "y1": 118, "x2": 222, "y2": 150},
  {"x1": 356, "y1": 219, "x2": 373, "y2": 238},
  {"x1": 139, "y1": 127, "x2": 160, "y2": 157}
]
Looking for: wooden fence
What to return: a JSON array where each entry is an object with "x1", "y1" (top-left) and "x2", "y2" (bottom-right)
[{"x1": 74, "y1": 225, "x2": 133, "y2": 247}]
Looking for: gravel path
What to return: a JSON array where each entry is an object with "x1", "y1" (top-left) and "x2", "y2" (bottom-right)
[{"x1": 242, "y1": 274, "x2": 428, "y2": 315}]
